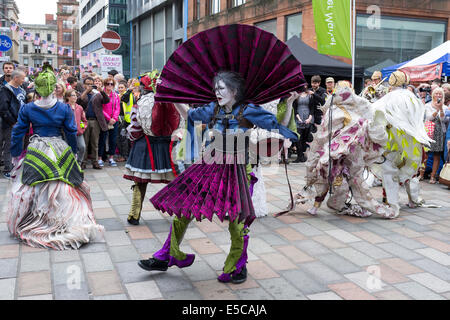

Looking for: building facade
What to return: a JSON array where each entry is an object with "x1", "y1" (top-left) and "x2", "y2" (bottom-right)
[
  {"x1": 57, "y1": 0, "x2": 80, "y2": 67},
  {"x1": 79, "y1": 0, "x2": 129, "y2": 77},
  {"x1": 127, "y1": 0, "x2": 185, "y2": 77},
  {"x1": 187, "y1": 0, "x2": 450, "y2": 76},
  {"x1": 19, "y1": 19, "x2": 58, "y2": 68},
  {"x1": 0, "y1": 0, "x2": 20, "y2": 63}
]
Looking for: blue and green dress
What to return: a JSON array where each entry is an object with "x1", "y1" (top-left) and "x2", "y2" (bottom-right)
[{"x1": 7, "y1": 101, "x2": 104, "y2": 250}]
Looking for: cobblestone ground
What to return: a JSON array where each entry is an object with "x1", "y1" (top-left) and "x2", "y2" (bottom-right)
[{"x1": 1, "y1": 162, "x2": 449, "y2": 300}]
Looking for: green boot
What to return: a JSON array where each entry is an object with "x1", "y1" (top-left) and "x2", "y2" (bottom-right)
[{"x1": 127, "y1": 183, "x2": 148, "y2": 225}]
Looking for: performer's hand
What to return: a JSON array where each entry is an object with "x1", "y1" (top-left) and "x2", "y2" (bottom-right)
[
  {"x1": 287, "y1": 91, "x2": 300, "y2": 105},
  {"x1": 305, "y1": 118, "x2": 311, "y2": 124},
  {"x1": 12, "y1": 157, "x2": 20, "y2": 167},
  {"x1": 283, "y1": 139, "x2": 292, "y2": 149},
  {"x1": 447, "y1": 140, "x2": 450, "y2": 151},
  {"x1": 171, "y1": 128, "x2": 185, "y2": 141}
]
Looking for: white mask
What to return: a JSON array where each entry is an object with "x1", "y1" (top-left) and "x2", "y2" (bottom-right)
[{"x1": 214, "y1": 80, "x2": 236, "y2": 108}]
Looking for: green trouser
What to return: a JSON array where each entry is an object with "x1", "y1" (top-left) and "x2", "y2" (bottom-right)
[
  {"x1": 128, "y1": 183, "x2": 148, "y2": 220},
  {"x1": 156, "y1": 163, "x2": 253, "y2": 273},
  {"x1": 166, "y1": 215, "x2": 248, "y2": 274}
]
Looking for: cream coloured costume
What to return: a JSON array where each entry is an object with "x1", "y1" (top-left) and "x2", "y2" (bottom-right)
[
  {"x1": 369, "y1": 86, "x2": 433, "y2": 216},
  {"x1": 296, "y1": 83, "x2": 395, "y2": 218}
]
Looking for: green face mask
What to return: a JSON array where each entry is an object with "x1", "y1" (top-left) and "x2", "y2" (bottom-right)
[{"x1": 35, "y1": 65, "x2": 57, "y2": 98}]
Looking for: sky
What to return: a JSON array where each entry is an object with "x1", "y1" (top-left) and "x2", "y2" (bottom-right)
[{"x1": 16, "y1": 0, "x2": 58, "y2": 25}]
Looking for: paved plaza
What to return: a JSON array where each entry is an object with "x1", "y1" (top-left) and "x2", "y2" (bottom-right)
[{"x1": 0, "y1": 162, "x2": 449, "y2": 300}]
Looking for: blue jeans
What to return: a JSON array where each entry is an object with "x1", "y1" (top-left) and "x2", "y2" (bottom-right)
[{"x1": 98, "y1": 122, "x2": 119, "y2": 159}]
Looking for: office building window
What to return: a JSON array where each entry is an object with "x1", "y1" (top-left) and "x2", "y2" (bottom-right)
[
  {"x1": 34, "y1": 59, "x2": 43, "y2": 67},
  {"x1": 34, "y1": 46, "x2": 41, "y2": 54},
  {"x1": 63, "y1": 32, "x2": 72, "y2": 42},
  {"x1": 23, "y1": 58, "x2": 29, "y2": 65},
  {"x1": 47, "y1": 33, "x2": 52, "y2": 41},
  {"x1": 140, "y1": 17, "x2": 152, "y2": 72},
  {"x1": 356, "y1": 15, "x2": 446, "y2": 71},
  {"x1": 63, "y1": 20, "x2": 73, "y2": 29},
  {"x1": 62, "y1": 5, "x2": 73, "y2": 14},
  {"x1": 166, "y1": 6, "x2": 173, "y2": 61},
  {"x1": 153, "y1": 10, "x2": 165, "y2": 70},
  {"x1": 194, "y1": 0, "x2": 200, "y2": 20},
  {"x1": 23, "y1": 44, "x2": 28, "y2": 54},
  {"x1": 175, "y1": 0, "x2": 183, "y2": 29},
  {"x1": 210, "y1": 0, "x2": 220, "y2": 15},
  {"x1": 81, "y1": 39, "x2": 103, "y2": 53},
  {"x1": 286, "y1": 13, "x2": 302, "y2": 41},
  {"x1": 232, "y1": 0, "x2": 245, "y2": 7},
  {"x1": 255, "y1": 19, "x2": 277, "y2": 36}
]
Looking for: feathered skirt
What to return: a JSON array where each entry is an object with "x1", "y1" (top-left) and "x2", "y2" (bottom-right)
[
  {"x1": 7, "y1": 136, "x2": 104, "y2": 250},
  {"x1": 150, "y1": 149, "x2": 256, "y2": 226}
]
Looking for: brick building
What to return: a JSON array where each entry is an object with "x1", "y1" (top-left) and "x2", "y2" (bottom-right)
[
  {"x1": 56, "y1": 0, "x2": 80, "y2": 67},
  {"x1": 188, "y1": 0, "x2": 450, "y2": 76}
]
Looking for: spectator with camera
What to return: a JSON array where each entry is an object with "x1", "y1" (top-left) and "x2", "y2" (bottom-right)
[
  {"x1": 418, "y1": 83, "x2": 432, "y2": 104},
  {"x1": 422, "y1": 87, "x2": 446, "y2": 183},
  {"x1": 77, "y1": 76, "x2": 110, "y2": 169}
]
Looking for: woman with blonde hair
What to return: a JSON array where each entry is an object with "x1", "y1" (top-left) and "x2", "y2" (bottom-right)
[
  {"x1": 54, "y1": 81, "x2": 66, "y2": 102},
  {"x1": 424, "y1": 87, "x2": 447, "y2": 183}
]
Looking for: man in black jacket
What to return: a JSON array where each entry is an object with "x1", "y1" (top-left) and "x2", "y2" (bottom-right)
[
  {"x1": 0, "y1": 62, "x2": 15, "y2": 88},
  {"x1": 0, "y1": 70, "x2": 26, "y2": 178},
  {"x1": 77, "y1": 76, "x2": 110, "y2": 169},
  {"x1": 310, "y1": 75, "x2": 327, "y2": 100}
]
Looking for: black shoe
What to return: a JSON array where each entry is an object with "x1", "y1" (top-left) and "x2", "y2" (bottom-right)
[
  {"x1": 231, "y1": 266, "x2": 247, "y2": 284},
  {"x1": 293, "y1": 154, "x2": 307, "y2": 163},
  {"x1": 127, "y1": 217, "x2": 140, "y2": 225},
  {"x1": 138, "y1": 258, "x2": 169, "y2": 271}
]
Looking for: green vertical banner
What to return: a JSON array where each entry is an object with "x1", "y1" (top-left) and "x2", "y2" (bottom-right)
[{"x1": 312, "y1": 0, "x2": 352, "y2": 58}]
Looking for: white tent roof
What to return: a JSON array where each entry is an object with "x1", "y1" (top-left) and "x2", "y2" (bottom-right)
[{"x1": 401, "y1": 41, "x2": 450, "y2": 68}]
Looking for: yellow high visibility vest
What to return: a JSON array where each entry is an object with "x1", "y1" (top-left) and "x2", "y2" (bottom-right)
[{"x1": 122, "y1": 92, "x2": 133, "y2": 123}]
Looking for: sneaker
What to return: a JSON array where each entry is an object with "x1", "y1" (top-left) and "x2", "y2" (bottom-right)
[
  {"x1": 109, "y1": 159, "x2": 117, "y2": 167},
  {"x1": 92, "y1": 162, "x2": 102, "y2": 170},
  {"x1": 3, "y1": 172, "x2": 11, "y2": 180},
  {"x1": 98, "y1": 159, "x2": 104, "y2": 167}
]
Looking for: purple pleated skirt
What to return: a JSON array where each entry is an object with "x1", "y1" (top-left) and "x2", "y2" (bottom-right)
[{"x1": 150, "y1": 152, "x2": 256, "y2": 226}]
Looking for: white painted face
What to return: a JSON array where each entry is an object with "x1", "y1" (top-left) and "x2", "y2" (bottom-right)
[{"x1": 214, "y1": 80, "x2": 236, "y2": 108}]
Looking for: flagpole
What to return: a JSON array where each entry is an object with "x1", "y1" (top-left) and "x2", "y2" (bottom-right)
[{"x1": 351, "y1": 0, "x2": 356, "y2": 86}]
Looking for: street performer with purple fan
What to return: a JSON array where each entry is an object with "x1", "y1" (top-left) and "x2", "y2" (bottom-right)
[{"x1": 137, "y1": 24, "x2": 303, "y2": 284}]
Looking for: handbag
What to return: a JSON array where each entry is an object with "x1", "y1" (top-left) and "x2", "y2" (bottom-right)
[
  {"x1": 424, "y1": 120, "x2": 435, "y2": 139},
  {"x1": 438, "y1": 154, "x2": 450, "y2": 186}
]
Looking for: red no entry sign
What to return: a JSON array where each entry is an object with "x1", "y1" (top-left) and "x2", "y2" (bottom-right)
[{"x1": 101, "y1": 31, "x2": 122, "y2": 51}]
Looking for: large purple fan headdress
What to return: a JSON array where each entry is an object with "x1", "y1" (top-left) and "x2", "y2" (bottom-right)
[{"x1": 155, "y1": 24, "x2": 306, "y2": 105}]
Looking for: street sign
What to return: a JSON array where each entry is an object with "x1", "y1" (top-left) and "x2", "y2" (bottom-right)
[
  {"x1": 100, "y1": 31, "x2": 122, "y2": 51},
  {"x1": 0, "y1": 35, "x2": 12, "y2": 52}
]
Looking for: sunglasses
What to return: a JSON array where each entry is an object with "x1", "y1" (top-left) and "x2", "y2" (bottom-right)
[{"x1": 106, "y1": 83, "x2": 114, "y2": 86}]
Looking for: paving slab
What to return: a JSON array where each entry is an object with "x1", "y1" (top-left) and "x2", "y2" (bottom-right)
[{"x1": 2, "y1": 163, "x2": 450, "y2": 300}]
